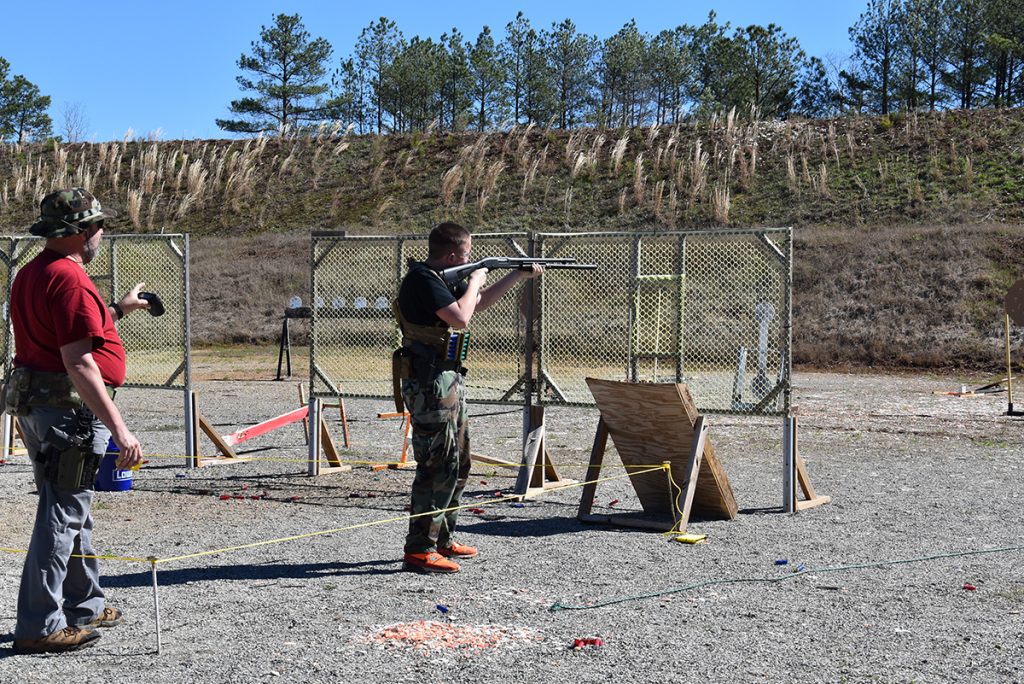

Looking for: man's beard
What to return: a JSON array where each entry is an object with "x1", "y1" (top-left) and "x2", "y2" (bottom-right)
[{"x1": 82, "y1": 240, "x2": 99, "y2": 264}]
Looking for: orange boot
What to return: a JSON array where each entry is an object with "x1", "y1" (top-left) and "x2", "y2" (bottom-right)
[
  {"x1": 403, "y1": 551, "x2": 460, "y2": 573},
  {"x1": 438, "y1": 542, "x2": 478, "y2": 558}
]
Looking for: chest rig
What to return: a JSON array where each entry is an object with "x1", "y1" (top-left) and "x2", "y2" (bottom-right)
[{"x1": 391, "y1": 265, "x2": 471, "y2": 412}]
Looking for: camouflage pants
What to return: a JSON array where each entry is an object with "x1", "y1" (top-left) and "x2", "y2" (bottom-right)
[{"x1": 402, "y1": 368, "x2": 470, "y2": 554}]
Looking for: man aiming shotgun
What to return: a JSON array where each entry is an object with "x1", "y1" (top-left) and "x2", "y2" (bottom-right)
[{"x1": 393, "y1": 224, "x2": 596, "y2": 573}]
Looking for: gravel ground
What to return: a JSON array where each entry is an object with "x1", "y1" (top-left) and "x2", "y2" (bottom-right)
[{"x1": 1, "y1": 370, "x2": 1023, "y2": 683}]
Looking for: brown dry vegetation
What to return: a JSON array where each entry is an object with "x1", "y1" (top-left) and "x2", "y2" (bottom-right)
[
  {"x1": 2, "y1": 110, "x2": 1024, "y2": 369},
  {"x1": 794, "y1": 224, "x2": 1024, "y2": 369}
]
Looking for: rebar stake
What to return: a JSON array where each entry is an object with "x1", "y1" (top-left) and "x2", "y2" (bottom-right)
[{"x1": 149, "y1": 556, "x2": 162, "y2": 655}]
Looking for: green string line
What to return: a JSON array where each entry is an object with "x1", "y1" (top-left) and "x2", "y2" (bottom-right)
[{"x1": 548, "y1": 544, "x2": 1024, "y2": 612}]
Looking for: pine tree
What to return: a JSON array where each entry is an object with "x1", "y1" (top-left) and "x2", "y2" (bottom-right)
[
  {"x1": 732, "y1": 24, "x2": 806, "y2": 117},
  {"x1": 216, "y1": 13, "x2": 333, "y2": 134},
  {"x1": 501, "y1": 12, "x2": 535, "y2": 124},
  {"x1": 469, "y1": 26, "x2": 506, "y2": 130},
  {"x1": 0, "y1": 67, "x2": 52, "y2": 143},
  {"x1": 355, "y1": 17, "x2": 403, "y2": 134},
  {"x1": 544, "y1": 19, "x2": 598, "y2": 128},
  {"x1": 849, "y1": 0, "x2": 905, "y2": 115}
]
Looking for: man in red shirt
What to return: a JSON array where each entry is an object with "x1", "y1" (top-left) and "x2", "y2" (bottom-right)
[{"x1": 7, "y1": 188, "x2": 149, "y2": 654}]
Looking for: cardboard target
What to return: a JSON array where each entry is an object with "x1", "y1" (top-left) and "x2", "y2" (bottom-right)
[{"x1": 1006, "y1": 278, "x2": 1024, "y2": 326}]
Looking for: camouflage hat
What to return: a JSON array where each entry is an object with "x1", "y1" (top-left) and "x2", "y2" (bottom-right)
[{"x1": 29, "y1": 187, "x2": 118, "y2": 238}]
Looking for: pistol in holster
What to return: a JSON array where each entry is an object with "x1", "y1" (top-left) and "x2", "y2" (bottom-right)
[
  {"x1": 391, "y1": 347, "x2": 414, "y2": 413},
  {"x1": 38, "y1": 418, "x2": 101, "y2": 490}
]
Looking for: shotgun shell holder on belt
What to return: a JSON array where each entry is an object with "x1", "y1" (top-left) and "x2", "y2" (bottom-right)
[{"x1": 446, "y1": 331, "x2": 471, "y2": 362}]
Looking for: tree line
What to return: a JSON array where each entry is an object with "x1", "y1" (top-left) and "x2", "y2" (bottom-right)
[
  {"x1": 845, "y1": 0, "x2": 1024, "y2": 113},
  {"x1": 2, "y1": 0, "x2": 1023, "y2": 143},
  {"x1": 218, "y1": 1, "x2": 1024, "y2": 136}
]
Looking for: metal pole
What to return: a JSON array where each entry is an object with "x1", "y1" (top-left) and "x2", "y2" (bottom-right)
[
  {"x1": 1006, "y1": 314, "x2": 1015, "y2": 414},
  {"x1": 307, "y1": 397, "x2": 320, "y2": 476},
  {"x1": 520, "y1": 233, "x2": 538, "y2": 482},
  {"x1": 782, "y1": 417, "x2": 795, "y2": 513},
  {"x1": 184, "y1": 390, "x2": 196, "y2": 468},
  {"x1": 149, "y1": 557, "x2": 162, "y2": 655},
  {"x1": 2, "y1": 413, "x2": 12, "y2": 458}
]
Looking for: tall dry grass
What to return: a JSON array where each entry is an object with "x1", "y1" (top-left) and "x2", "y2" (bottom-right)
[
  {"x1": 441, "y1": 164, "x2": 463, "y2": 206},
  {"x1": 632, "y1": 153, "x2": 646, "y2": 206},
  {"x1": 610, "y1": 135, "x2": 628, "y2": 175},
  {"x1": 711, "y1": 184, "x2": 730, "y2": 224}
]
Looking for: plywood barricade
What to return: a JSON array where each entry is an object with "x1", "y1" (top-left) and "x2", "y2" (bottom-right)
[{"x1": 578, "y1": 378, "x2": 737, "y2": 533}]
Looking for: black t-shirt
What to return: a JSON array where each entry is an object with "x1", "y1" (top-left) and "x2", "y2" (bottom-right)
[{"x1": 398, "y1": 261, "x2": 468, "y2": 326}]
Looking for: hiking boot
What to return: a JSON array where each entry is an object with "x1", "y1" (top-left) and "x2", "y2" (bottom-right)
[
  {"x1": 403, "y1": 551, "x2": 460, "y2": 574},
  {"x1": 438, "y1": 542, "x2": 478, "y2": 559},
  {"x1": 13, "y1": 626, "x2": 101, "y2": 654},
  {"x1": 85, "y1": 606, "x2": 123, "y2": 628}
]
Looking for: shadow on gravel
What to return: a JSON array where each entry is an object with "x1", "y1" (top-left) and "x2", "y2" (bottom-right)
[
  {"x1": 102, "y1": 558, "x2": 401, "y2": 589},
  {"x1": 459, "y1": 516, "x2": 586, "y2": 537}
]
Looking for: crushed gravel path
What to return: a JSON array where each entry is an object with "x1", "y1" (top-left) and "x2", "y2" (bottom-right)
[{"x1": 1, "y1": 371, "x2": 1023, "y2": 682}]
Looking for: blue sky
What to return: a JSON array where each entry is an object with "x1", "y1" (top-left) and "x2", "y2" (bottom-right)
[{"x1": 2, "y1": 1, "x2": 865, "y2": 141}]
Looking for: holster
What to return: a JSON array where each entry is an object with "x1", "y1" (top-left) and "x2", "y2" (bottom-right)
[
  {"x1": 38, "y1": 410, "x2": 101, "y2": 490},
  {"x1": 391, "y1": 348, "x2": 413, "y2": 413}
]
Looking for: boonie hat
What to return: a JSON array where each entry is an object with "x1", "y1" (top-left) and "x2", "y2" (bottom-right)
[{"x1": 30, "y1": 187, "x2": 118, "y2": 238}]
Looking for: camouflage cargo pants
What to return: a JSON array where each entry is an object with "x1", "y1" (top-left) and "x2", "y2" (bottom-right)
[{"x1": 402, "y1": 368, "x2": 470, "y2": 554}]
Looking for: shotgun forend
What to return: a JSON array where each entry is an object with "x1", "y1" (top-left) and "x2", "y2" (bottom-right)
[{"x1": 439, "y1": 256, "x2": 597, "y2": 287}]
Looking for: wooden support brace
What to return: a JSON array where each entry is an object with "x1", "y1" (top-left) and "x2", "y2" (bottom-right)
[
  {"x1": 515, "y1": 405, "x2": 575, "y2": 497},
  {"x1": 193, "y1": 411, "x2": 245, "y2": 466},
  {"x1": 337, "y1": 397, "x2": 351, "y2": 448},
  {"x1": 790, "y1": 416, "x2": 831, "y2": 511},
  {"x1": 470, "y1": 452, "x2": 518, "y2": 467},
  {"x1": 375, "y1": 411, "x2": 415, "y2": 470},
  {"x1": 673, "y1": 416, "x2": 708, "y2": 533},
  {"x1": 576, "y1": 417, "x2": 609, "y2": 519},
  {"x1": 3, "y1": 416, "x2": 27, "y2": 457},
  {"x1": 313, "y1": 413, "x2": 351, "y2": 475}
]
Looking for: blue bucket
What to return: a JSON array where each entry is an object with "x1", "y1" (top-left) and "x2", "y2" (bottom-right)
[{"x1": 95, "y1": 438, "x2": 133, "y2": 492}]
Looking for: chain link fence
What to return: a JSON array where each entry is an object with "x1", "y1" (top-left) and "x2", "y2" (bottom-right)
[
  {"x1": 309, "y1": 228, "x2": 791, "y2": 417},
  {"x1": 537, "y1": 229, "x2": 791, "y2": 415},
  {"x1": 310, "y1": 232, "x2": 529, "y2": 403},
  {"x1": 1, "y1": 235, "x2": 190, "y2": 390}
]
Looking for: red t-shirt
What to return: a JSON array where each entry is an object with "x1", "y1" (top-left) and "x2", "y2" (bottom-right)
[{"x1": 11, "y1": 248, "x2": 127, "y2": 387}]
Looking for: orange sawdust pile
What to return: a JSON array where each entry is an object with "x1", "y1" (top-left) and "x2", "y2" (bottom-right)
[{"x1": 364, "y1": 620, "x2": 542, "y2": 652}]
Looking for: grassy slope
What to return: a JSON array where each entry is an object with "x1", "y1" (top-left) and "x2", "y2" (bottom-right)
[{"x1": 2, "y1": 109, "x2": 1023, "y2": 368}]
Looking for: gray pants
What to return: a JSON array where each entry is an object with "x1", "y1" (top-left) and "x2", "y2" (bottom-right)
[{"x1": 14, "y1": 406, "x2": 110, "y2": 640}]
